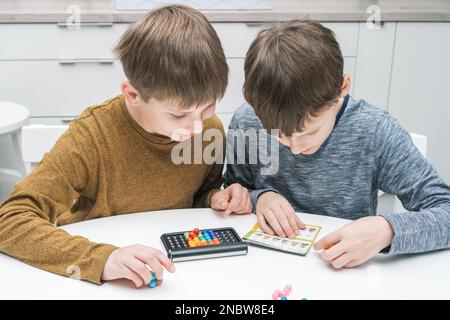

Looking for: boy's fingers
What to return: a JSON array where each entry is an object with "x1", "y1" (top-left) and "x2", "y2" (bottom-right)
[
  {"x1": 243, "y1": 196, "x2": 252, "y2": 213},
  {"x1": 343, "y1": 259, "x2": 362, "y2": 268},
  {"x1": 122, "y1": 266, "x2": 144, "y2": 288},
  {"x1": 216, "y1": 199, "x2": 229, "y2": 211},
  {"x1": 280, "y1": 222, "x2": 295, "y2": 239},
  {"x1": 135, "y1": 250, "x2": 165, "y2": 280},
  {"x1": 314, "y1": 230, "x2": 342, "y2": 251},
  {"x1": 320, "y1": 241, "x2": 347, "y2": 261},
  {"x1": 224, "y1": 201, "x2": 232, "y2": 214},
  {"x1": 274, "y1": 206, "x2": 295, "y2": 239},
  {"x1": 286, "y1": 205, "x2": 305, "y2": 229},
  {"x1": 219, "y1": 201, "x2": 229, "y2": 210},
  {"x1": 235, "y1": 194, "x2": 251, "y2": 214},
  {"x1": 296, "y1": 215, "x2": 306, "y2": 229},
  {"x1": 137, "y1": 256, "x2": 163, "y2": 281},
  {"x1": 257, "y1": 213, "x2": 275, "y2": 236},
  {"x1": 282, "y1": 203, "x2": 300, "y2": 235},
  {"x1": 155, "y1": 251, "x2": 176, "y2": 273},
  {"x1": 147, "y1": 261, "x2": 163, "y2": 281},
  {"x1": 238, "y1": 187, "x2": 249, "y2": 212},
  {"x1": 211, "y1": 192, "x2": 228, "y2": 210},
  {"x1": 264, "y1": 209, "x2": 286, "y2": 238},
  {"x1": 226, "y1": 186, "x2": 242, "y2": 214},
  {"x1": 125, "y1": 258, "x2": 153, "y2": 286},
  {"x1": 330, "y1": 253, "x2": 353, "y2": 269},
  {"x1": 232, "y1": 187, "x2": 248, "y2": 213}
]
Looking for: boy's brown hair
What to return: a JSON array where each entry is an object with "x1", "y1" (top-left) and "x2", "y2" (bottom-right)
[
  {"x1": 244, "y1": 20, "x2": 344, "y2": 136},
  {"x1": 114, "y1": 5, "x2": 228, "y2": 108}
]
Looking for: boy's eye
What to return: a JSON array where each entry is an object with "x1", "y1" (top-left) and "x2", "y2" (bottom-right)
[{"x1": 170, "y1": 113, "x2": 185, "y2": 119}]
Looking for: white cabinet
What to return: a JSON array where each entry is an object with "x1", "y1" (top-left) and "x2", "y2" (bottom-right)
[
  {"x1": 353, "y1": 22, "x2": 396, "y2": 110},
  {"x1": 213, "y1": 22, "x2": 359, "y2": 58},
  {"x1": 0, "y1": 22, "x2": 360, "y2": 124},
  {"x1": 0, "y1": 59, "x2": 124, "y2": 117},
  {"x1": 0, "y1": 23, "x2": 128, "y2": 60},
  {"x1": 388, "y1": 22, "x2": 450, "y2": 184}
]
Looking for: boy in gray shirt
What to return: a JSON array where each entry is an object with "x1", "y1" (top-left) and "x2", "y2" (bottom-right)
[{"x1": 224, "y1": 20, "x2": 450, "y2": 269}]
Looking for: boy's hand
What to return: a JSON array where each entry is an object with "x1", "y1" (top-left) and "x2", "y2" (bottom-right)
[
  {"x1": 211, "y1": 183, "x2": 252, "y2": 214},
  {"x1": 101, "y1": 244, "x2": 176, "y2": 288},
  {"x1": 256, "y1": 191, "x2": 306, "y2": 239},
  {"x1": 313, "y1": 216, "x2": 394, "y2": 269}
]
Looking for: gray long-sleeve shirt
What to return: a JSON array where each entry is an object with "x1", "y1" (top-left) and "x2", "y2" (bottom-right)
[{"x1": 224, "y1": 96, "x2": 450, "y2": 255}]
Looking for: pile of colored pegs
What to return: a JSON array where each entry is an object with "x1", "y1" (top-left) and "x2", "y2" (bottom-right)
[{"x1": 184, "y1": 228, "x2": 221, "y2": 248}]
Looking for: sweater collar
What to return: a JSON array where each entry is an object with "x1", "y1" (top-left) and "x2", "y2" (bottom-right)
[{"x1": 334, "y1": 94, "x2": 350, "y2": 128}]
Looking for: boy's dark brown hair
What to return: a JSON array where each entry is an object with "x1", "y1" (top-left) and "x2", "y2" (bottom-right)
[
  {"x1": 244, "y1": 20, "x2": 344, "y2": 136},
  {"x1": 114, "y1": 5, "x2": 228, "y2": 108}
]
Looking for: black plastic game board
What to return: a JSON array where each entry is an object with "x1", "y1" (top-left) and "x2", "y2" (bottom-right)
[{"x1": 160, "y1": 227, "x2": 248, "y2": 262}]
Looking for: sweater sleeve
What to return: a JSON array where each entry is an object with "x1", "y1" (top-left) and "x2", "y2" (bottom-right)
[
  {"x1": 374, "y1": 113, "x2": 450, "y2": 254},
  {"x1": 223, "y1": 113, "x2": 277, "y2": 213},
  {"x1": 0, "y1": 120, "x2": 117, "y2": 284}
]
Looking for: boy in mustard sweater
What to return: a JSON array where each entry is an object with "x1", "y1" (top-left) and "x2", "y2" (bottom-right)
[{"x1": 0, "y1": 5, "x2": 251, "y2": 287}]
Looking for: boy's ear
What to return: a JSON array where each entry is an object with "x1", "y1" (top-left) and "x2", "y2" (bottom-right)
[
  {"x1": 121, "y1": 81, "x2": 141, "y2": 107},
  {"x1": 340, "y1": 74, "x2": 351, "y2": 97}
]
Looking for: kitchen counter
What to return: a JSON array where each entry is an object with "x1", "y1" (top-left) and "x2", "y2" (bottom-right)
[{"x1": 0, "y1": 0, "x2": 449, "y2": 23}]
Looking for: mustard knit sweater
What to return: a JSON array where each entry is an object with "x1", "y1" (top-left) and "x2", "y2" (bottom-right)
[{"x1": 0, "y1": 95, "x2": 224, "y2": 284}]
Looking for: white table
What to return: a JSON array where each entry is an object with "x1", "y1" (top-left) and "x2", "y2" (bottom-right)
[{"x1": 0, "y1": 209, "x2": 449, "y2": 299}]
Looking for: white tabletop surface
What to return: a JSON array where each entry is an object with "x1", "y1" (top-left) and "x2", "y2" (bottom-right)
[
  {"x1": 0, "y1": 101, "x2": 29, "y2": 135},
  {"x1": 0, "y1": 208, "x2": 449, "y2": 300}
]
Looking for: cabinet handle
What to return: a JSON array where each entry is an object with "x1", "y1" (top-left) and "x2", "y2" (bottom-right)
[
  {"x1": 245, "y1": 22, "x2": 274, "y2": 27},
  {"x1": 57, "y1": 22, "x2": 113, "y2": 28},
  {"x1": 61, "y1": 118, "x2": 75, "y2": 123},
  {"x1": 58, "y1": 59, "x2": 115, "y2": 65}
]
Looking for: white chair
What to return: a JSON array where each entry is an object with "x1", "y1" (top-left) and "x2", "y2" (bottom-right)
[
  {"x1": 21, "y1": 125, "x2": 69, "y2": 173},
  {"x1": 377, "y1": 132, "x2": 427, "y2": 213},
  {"x1": 0, "y1": 101, "x2": 29, "y2": 202}
]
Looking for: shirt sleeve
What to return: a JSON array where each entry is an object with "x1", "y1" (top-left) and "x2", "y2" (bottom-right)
[
  {"x1": 223, "y1": 114, "x2": 278, "y2": 213},
  {"x1": 0, "y1": 120, "x2": 117, "y2": 284},
  {"x1": 374, "y1": 113, "x2": 450, "y2": 254}
]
